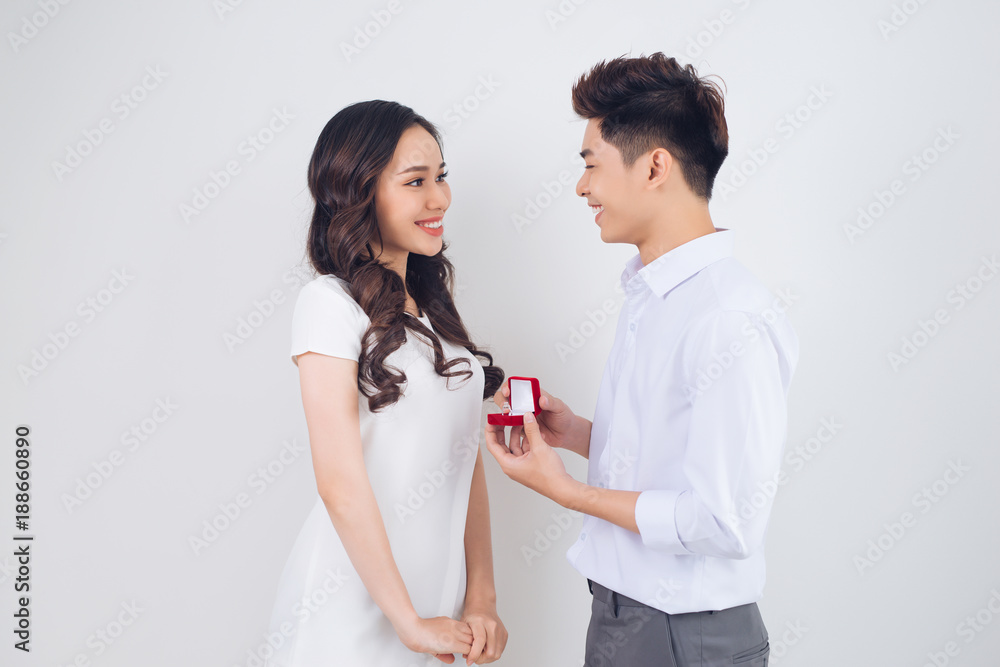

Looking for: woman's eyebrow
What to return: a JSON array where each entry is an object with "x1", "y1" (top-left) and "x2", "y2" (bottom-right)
[{"x1": 397, "y1": 161, "x2": 446, "y2": 175}]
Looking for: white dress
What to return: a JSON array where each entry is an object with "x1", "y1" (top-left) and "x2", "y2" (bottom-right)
[{"x1": 264, "y1": 274, "x2": 485, "y2": 667}]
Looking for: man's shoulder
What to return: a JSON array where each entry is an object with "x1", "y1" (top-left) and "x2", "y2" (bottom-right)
[
  {"x1": 685, "y1": 257, "x2": 795, "y2": 321},
  {"x1": 672, "y1": 257, "x2": 798, "y2": 363}
]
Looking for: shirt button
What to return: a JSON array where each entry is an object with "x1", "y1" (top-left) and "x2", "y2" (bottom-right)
[
  {"x1": 580, "y1": 533, "x2": 587, "y2": 540},
  {"x1": 629, "y1": 323, "x2": 636, "y2": 332}
]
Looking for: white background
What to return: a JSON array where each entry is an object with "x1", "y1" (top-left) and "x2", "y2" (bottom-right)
[{"x1": 2, "y1": 0, "x2": 999, "y2": 665}]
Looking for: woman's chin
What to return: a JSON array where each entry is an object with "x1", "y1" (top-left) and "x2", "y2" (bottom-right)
[{"x1": 413, "y1": 239, "x2": 444, "y2": 255}]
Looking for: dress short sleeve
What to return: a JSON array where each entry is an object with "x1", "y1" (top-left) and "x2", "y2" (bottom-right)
[{"x1": 290, "y1": 276, "x2": 368, "y2": 366}]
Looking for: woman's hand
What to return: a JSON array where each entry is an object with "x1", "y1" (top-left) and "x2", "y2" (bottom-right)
[
  {"x1": 396, "y1": 616, "x2": 474, "y2": 663},
  {"x1": 460, "y1": 603, "x2": 508, "y2": 664}
]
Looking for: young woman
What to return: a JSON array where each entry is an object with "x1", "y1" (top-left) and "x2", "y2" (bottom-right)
[{"x1": 264, "y1": 100, "x2": 508, "y2": 666}]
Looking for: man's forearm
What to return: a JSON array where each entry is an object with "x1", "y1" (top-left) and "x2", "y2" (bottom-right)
[
  {"x1": 558, "y1": 479, "x2": 640, "y2": 533},
  {"x1": 560, "y1": 414, "x2": 594, "y2": 459}
]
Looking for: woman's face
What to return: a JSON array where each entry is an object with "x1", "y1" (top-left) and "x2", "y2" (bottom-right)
[{"x1": 373, "y1": 125, "x2": 451, "y2": 269}]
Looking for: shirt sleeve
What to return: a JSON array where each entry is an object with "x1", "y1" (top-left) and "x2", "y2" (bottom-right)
[
  {"x1": 633, "y1": 309, "x2": 792, "y2": 559},
  {"x1": 289, "y1": 279, "x2": 367, "y2": 366}
]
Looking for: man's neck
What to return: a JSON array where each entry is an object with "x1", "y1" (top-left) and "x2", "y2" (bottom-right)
[{"x1": 635, "y1": 204, "x2": 717, "y2": 266}]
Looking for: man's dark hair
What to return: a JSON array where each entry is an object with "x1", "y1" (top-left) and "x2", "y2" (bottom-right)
[{"x1": 571, "y1": 52, "x2": 729, "y2": 200}]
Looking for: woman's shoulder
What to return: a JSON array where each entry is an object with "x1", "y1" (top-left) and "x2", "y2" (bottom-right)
[
  {"x1": 297, "y1": 274, "x2": 369, "y2": 321},
  {"x1": 305, "y1": 273, "x2": 350, "y2": 295},
  {"x1": 301, "y1": 273, "x2": 353, "y2": 301}
]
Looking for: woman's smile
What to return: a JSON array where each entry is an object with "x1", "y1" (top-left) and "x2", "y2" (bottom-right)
[{"x1": 415, "y1": 216, "x2": 444, "y2": 236}]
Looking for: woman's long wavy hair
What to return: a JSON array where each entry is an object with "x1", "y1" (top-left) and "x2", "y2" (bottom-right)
[{"x1": 305, "y1": 100, "x2": 504, "y2": 412}]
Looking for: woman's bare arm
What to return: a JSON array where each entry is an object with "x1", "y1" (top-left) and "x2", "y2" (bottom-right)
[
  {"x1": 297, "y1": 351, "x2": 472, "y2": 659},
  {"x1": 463, "y1": 449, "x2": 496, "y2": 608},
  {"x1": 460, "y1": 448, "x2": 508, "y2": 663}
]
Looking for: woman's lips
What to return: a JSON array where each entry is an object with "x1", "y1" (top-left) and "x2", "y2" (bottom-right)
[{"x1": 415, "y1": 217, "x2": 444, "y2": 236}]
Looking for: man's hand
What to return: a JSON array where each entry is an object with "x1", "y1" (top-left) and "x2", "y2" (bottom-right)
[
  {"x1": 485, "y1": 412, "x2": 577, "y2": 503},
  {"x1": 491, "y1": 383, "x2": 584, "y2": 455},
  {"x1": 487, "y1": 405, "x2": 642, "y2": 533}
]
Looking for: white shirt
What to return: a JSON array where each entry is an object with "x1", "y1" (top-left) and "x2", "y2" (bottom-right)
[{"x1": 565, "y1": 228, "x2": 799, "y2": 614}]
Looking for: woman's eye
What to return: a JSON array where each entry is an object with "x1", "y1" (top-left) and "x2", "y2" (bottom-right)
[
  {"x1": 585, "y1": 164, "x2": 594, "y2": 169},
  {"x1": 405, "y1": 171, "x2": 447, "y2": 186}
]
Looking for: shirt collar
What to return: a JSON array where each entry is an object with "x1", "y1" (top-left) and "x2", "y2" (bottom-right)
[{"x1": 621, "y1": 227, "x2": 735, "y2": 297}]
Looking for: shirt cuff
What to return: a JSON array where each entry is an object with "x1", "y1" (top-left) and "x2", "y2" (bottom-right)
[{"x1": 634, "y1": 489, "x2": 692, "y2": 554}]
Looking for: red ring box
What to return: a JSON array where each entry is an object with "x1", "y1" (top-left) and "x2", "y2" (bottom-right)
[{"x1": 488, "y1": 376, "x2": 541, "y2": 426}]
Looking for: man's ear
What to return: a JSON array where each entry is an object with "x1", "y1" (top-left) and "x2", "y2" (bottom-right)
[{"x1": 646, "y1": 148, "x2": 673, "y2": 189}]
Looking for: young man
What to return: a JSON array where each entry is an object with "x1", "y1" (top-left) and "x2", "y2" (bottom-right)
[{"x1": 485, "y1": 53, "x2": 798, "y2": 666}]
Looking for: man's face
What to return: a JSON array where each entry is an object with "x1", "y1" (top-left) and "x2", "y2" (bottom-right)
[{"x1": 575, "y1": 118, "x2": 647, "y2": 245}]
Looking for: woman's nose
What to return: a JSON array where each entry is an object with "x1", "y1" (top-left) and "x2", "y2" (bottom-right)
[{"x1": 427, "y1": 182, "x2": 450, "y2": 211}]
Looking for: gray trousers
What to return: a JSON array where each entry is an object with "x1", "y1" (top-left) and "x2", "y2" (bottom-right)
[{"x1": 584, "y1": 579, "x2": 770, "y2": 666}]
